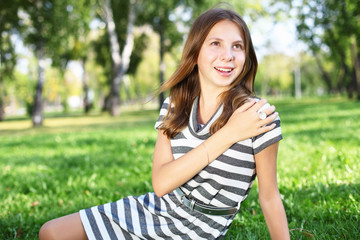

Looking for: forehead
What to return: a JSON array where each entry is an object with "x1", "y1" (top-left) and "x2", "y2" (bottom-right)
[{"x1": 206, "y1": 20, "x2": 244, "y2": 40}]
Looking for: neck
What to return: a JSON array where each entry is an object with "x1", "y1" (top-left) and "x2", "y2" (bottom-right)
[{"x1": 197, "y1": 91, "x2": 223, "y2": 125}]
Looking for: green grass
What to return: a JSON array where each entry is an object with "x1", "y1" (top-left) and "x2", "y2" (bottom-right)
[
  {"x1": 225, "y1": 97, "x2": 360, "y2": 239},
  {"x1": 1, "y1": 97, "x2": 359, "y2": 239}
]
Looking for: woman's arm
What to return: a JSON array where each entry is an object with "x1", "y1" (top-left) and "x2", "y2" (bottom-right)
[
  {"x1": 152, "y1": 99, "x2": 278, "y2": 197},
  {"x1": 255, "y1": 142, "x2": 290, "y2": 240}
]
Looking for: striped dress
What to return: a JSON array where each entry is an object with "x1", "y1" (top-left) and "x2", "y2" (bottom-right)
[{"x1": 79, "y1": 96, "x2": 282, "y2": 240}]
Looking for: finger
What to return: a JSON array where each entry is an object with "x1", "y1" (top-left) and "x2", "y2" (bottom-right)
[
  {"x1": 250, "y1": 98, "x2": 268, "y2": 112},
  {"x1": 259, "y1": 112, "x2": 278, "y2": 126},
  {"x1": 236, "y1": 98, "x2": 256, "y2": 112},
  {"x1": 257, "y1": 123, "x2": 276, "y2": 135},
  {"x1": 261, "y1": 105, "x2": 275, "y2": 116}
]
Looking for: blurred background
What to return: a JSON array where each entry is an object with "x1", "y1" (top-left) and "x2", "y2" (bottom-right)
[
  {"x1": 0, "y1": 0, "x2": 359, "y2": 125},
  {"x1": 1, "y1": 1, "x2": 360, "y2": 239}
]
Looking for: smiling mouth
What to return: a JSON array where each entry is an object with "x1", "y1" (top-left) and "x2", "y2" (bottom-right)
[{"x1": 214, "y1": 67, "x2": 233, "y2": 73}]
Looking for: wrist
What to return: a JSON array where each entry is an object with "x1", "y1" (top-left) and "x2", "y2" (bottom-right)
[
  {"x1": 206, "y1": 126, "x2": 236, "y2": 158},
  {"x1": 216, "y1": 124, "x2": 238, "y2": 145}
]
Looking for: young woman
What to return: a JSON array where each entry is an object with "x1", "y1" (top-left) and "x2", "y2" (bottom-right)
[{"x1": 39, "y1": 7, "x2": 290, "y2": 240}]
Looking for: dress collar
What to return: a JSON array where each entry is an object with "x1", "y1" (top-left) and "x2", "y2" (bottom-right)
[{"x1": 188, "y1": 96, "x2": 224, "y2": 139}]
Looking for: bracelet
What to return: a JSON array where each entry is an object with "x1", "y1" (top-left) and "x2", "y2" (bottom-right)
[{"x1": 202, "y1": 143, "x2": 210, "y2": 165}]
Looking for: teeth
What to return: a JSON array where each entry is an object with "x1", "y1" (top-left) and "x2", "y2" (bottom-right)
[{"x1": 215, "y1": 67, "x2": 232, "y2": 72}]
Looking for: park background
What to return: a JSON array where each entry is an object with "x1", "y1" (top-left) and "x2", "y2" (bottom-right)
[{"x1": 0, "y1": 0, "x2": 359, "y2": 239}]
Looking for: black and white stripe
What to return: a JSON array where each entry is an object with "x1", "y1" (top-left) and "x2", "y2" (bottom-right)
[{"x1": 80, "y1": 96, "x2": 282, "y2": 239}]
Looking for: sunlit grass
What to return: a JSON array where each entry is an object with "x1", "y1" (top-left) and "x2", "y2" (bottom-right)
[
  {"x1": 225, "y1": 97, "x2": 360, "y2": 239},
  {"x1": 0, "y1": 97, "x2": 359, "y2": 239}
]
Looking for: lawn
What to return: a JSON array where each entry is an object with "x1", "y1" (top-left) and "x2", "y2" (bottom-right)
[{"x1": 0, "y1": 97, "x2": 359, "y2": 239}]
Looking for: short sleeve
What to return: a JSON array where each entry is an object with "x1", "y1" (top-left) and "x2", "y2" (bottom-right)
[
  {"x1": 252, "y1": 101, "x2": 283, "y2": 154},
  {"x1": 154, "y1": 97, "x2": 171, "y2": 131}
]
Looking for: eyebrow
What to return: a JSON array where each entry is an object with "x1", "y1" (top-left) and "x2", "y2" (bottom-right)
[{"x1": 207, "y1": 37, "x2": 244, "y2": 44}]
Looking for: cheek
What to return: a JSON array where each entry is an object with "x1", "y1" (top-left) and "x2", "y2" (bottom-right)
[
  {"x1": 208, "y1": 48, "x2": 221, "y2": 59},
  {"x1": 198, "y1": 50, "x2": 217, "y2": 66},
  {"x1": 236, "y1": 52, "x2": 246, "y2": 66}
]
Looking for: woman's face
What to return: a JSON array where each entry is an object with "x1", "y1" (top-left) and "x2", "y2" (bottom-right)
[{"x1": 197, "y1": 20, "x2": 246, "y2": 93}]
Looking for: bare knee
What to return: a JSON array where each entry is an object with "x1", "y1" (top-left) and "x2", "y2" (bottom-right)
[
  {"x1": 39, "y1": 213, "x2": 87, "y2": 240},
  {"x1": 39, "y1": 220, "x2": 58, "y2": 240}
]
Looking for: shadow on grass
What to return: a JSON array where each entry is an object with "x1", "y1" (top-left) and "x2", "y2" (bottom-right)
[
  {"x1": 283, "y1": 125, "x2": 360, "y2": 143},
  {"x1": 277, "y1": 98, "x2": 360, "y2": 116},
  {"x1": 3, "y1": 109, "x2": 158, "y2": 121},
  {"x1": 1, "y1": 121, "x2": 156, "y2": 149},
  {"x1": 0, "y1": 112, "x2": 158, "y2": 136}
]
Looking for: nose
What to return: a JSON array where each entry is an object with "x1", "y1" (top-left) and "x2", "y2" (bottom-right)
[{"x1": 220, "y1": 47, "x2": 234, "y2": 62}]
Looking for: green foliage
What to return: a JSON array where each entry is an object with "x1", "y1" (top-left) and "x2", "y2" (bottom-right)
[
  {"x1": 109, "y1": 0, "x2": 131, "y2": 50},
  {"x1": 0, "y1": 0, "x2": 27, "y2": 77},
  {"x1": 128, "y1": 33, "x2": 149, "y2": 75},
  {"x1": 20, "y1": 0, "x2": 93, "y2": 64},
  {"x1": 186, "y1": 0, "x2": 247, "y2": 17},
  {"x1": 0, "y1": 0, "x2": 29, "y2": 117},
  {"x1": 0, "y1": 97, "x2": 359, "y2": 239},
  {"x1": 296, "y1": 53, "x2": 324, "y2": 96},
  {"x1": 12, "y1": 70, "x2": 36, "y2": 115},
  {"x1": 276, "y1": 0, "x2": 360, "y2": 97},
  {"x1": 255, "y1": 52, "x2": 326, "y2": 97},
  {"x1": 256, "y1": 53, "x2": 294, "y2": 96}
]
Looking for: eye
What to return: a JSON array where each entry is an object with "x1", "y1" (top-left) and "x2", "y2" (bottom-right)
[
  {"x1": 210, "y1": 41, "x2": 220, "y2": 46},
  {"x1": 233, "y1": 43, "x2": 244, "y2": 50}
]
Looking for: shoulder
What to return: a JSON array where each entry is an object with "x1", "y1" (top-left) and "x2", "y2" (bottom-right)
[
  {"x1": 158, "y1": 97, "x2": 172, "y2": 114},
  {"x1": 160, "y1": 96, "x2": 174, "y2": 110},
  {"x1": 155, "y1": 97, "x2": 172, "y2": 131},
  {"x1": 248, "y1": 97, "x2": 272, "y2": 113},
  {"x1": 251, "y1": 97, "x2": 282, "y2": 154}
]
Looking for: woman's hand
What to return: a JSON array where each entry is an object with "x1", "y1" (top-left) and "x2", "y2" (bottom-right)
[{"x1": 223, "y1": 99, "x2": 278, "y2": 143}]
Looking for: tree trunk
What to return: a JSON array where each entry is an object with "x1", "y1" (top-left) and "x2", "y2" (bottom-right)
[
  {"x1": 314, "y1": 53, "x2": 333, "y2": 93},
  {"x1": 104, "y1": 0, "x2": 136, "y2": 116},
  {"x1": 158, "y1": 25, "x2": 165, "y2": 109},
  {"x1": 32, "y1": 46, "x2": 46, "y2": 127},
  {"x1": 0, "y1": 48, "x2": 4, "y2": 121},
  {"x1": 327, "y1": 29, "x2": 353, "y2": 97},
  {"x1": 351, "y1": 36, "x2": 360, "y2": 100},
  {"x1": 0, "y1": 97, "x2": 4, "y2": 121},
  {"x1": 82, "y1": 58, "x2": 91, "y2": 114},
  {"x1": 338, "y1": 54, "x2": 352, "y2": 98},
  {"x1": 294, "y1": 56, "x2": 301, "y2": 98},
  {"x1": 336, "y1": 65, "x2": 345, "y2": 92},
  {"x1": 0, "y1": 78, "x2": 5, "y2": 121}
]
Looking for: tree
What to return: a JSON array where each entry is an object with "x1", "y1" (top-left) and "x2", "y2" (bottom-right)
[
  {"x1": 19, "y1": 0, "x2": 95, "y2": 126},
  {"x1": 99, "y1": 0, "x2": 136, "y2": 116},
  {"x1": 0, "y1": 0, "x2": 29, "y2": 120},
  {"x1": 277, "y1": 0, "x2": 360, "y2": 99},
  {"x1": 256, "y1": 53, "x2": 294, "y2": 96},
  {"x1": 0, "y1": 31, "x2": 15, "y2": 121},
  {"x1": 126, "y1": 31, "x2": 150, "y2": 100},
  {"x1": 138, "y1": 0, "x2": 185, "y2": 108},
  {"x1": 55, "y1": 0, "x2": 95, "y2": 114},
  {"x1": 20, "y1": 0, "x2": 56, "y2": 126}
]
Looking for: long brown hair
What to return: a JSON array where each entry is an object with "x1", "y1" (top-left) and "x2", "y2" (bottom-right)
[{"x1": 158, "y1": 7, "x2": 258, "y2": 138}]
